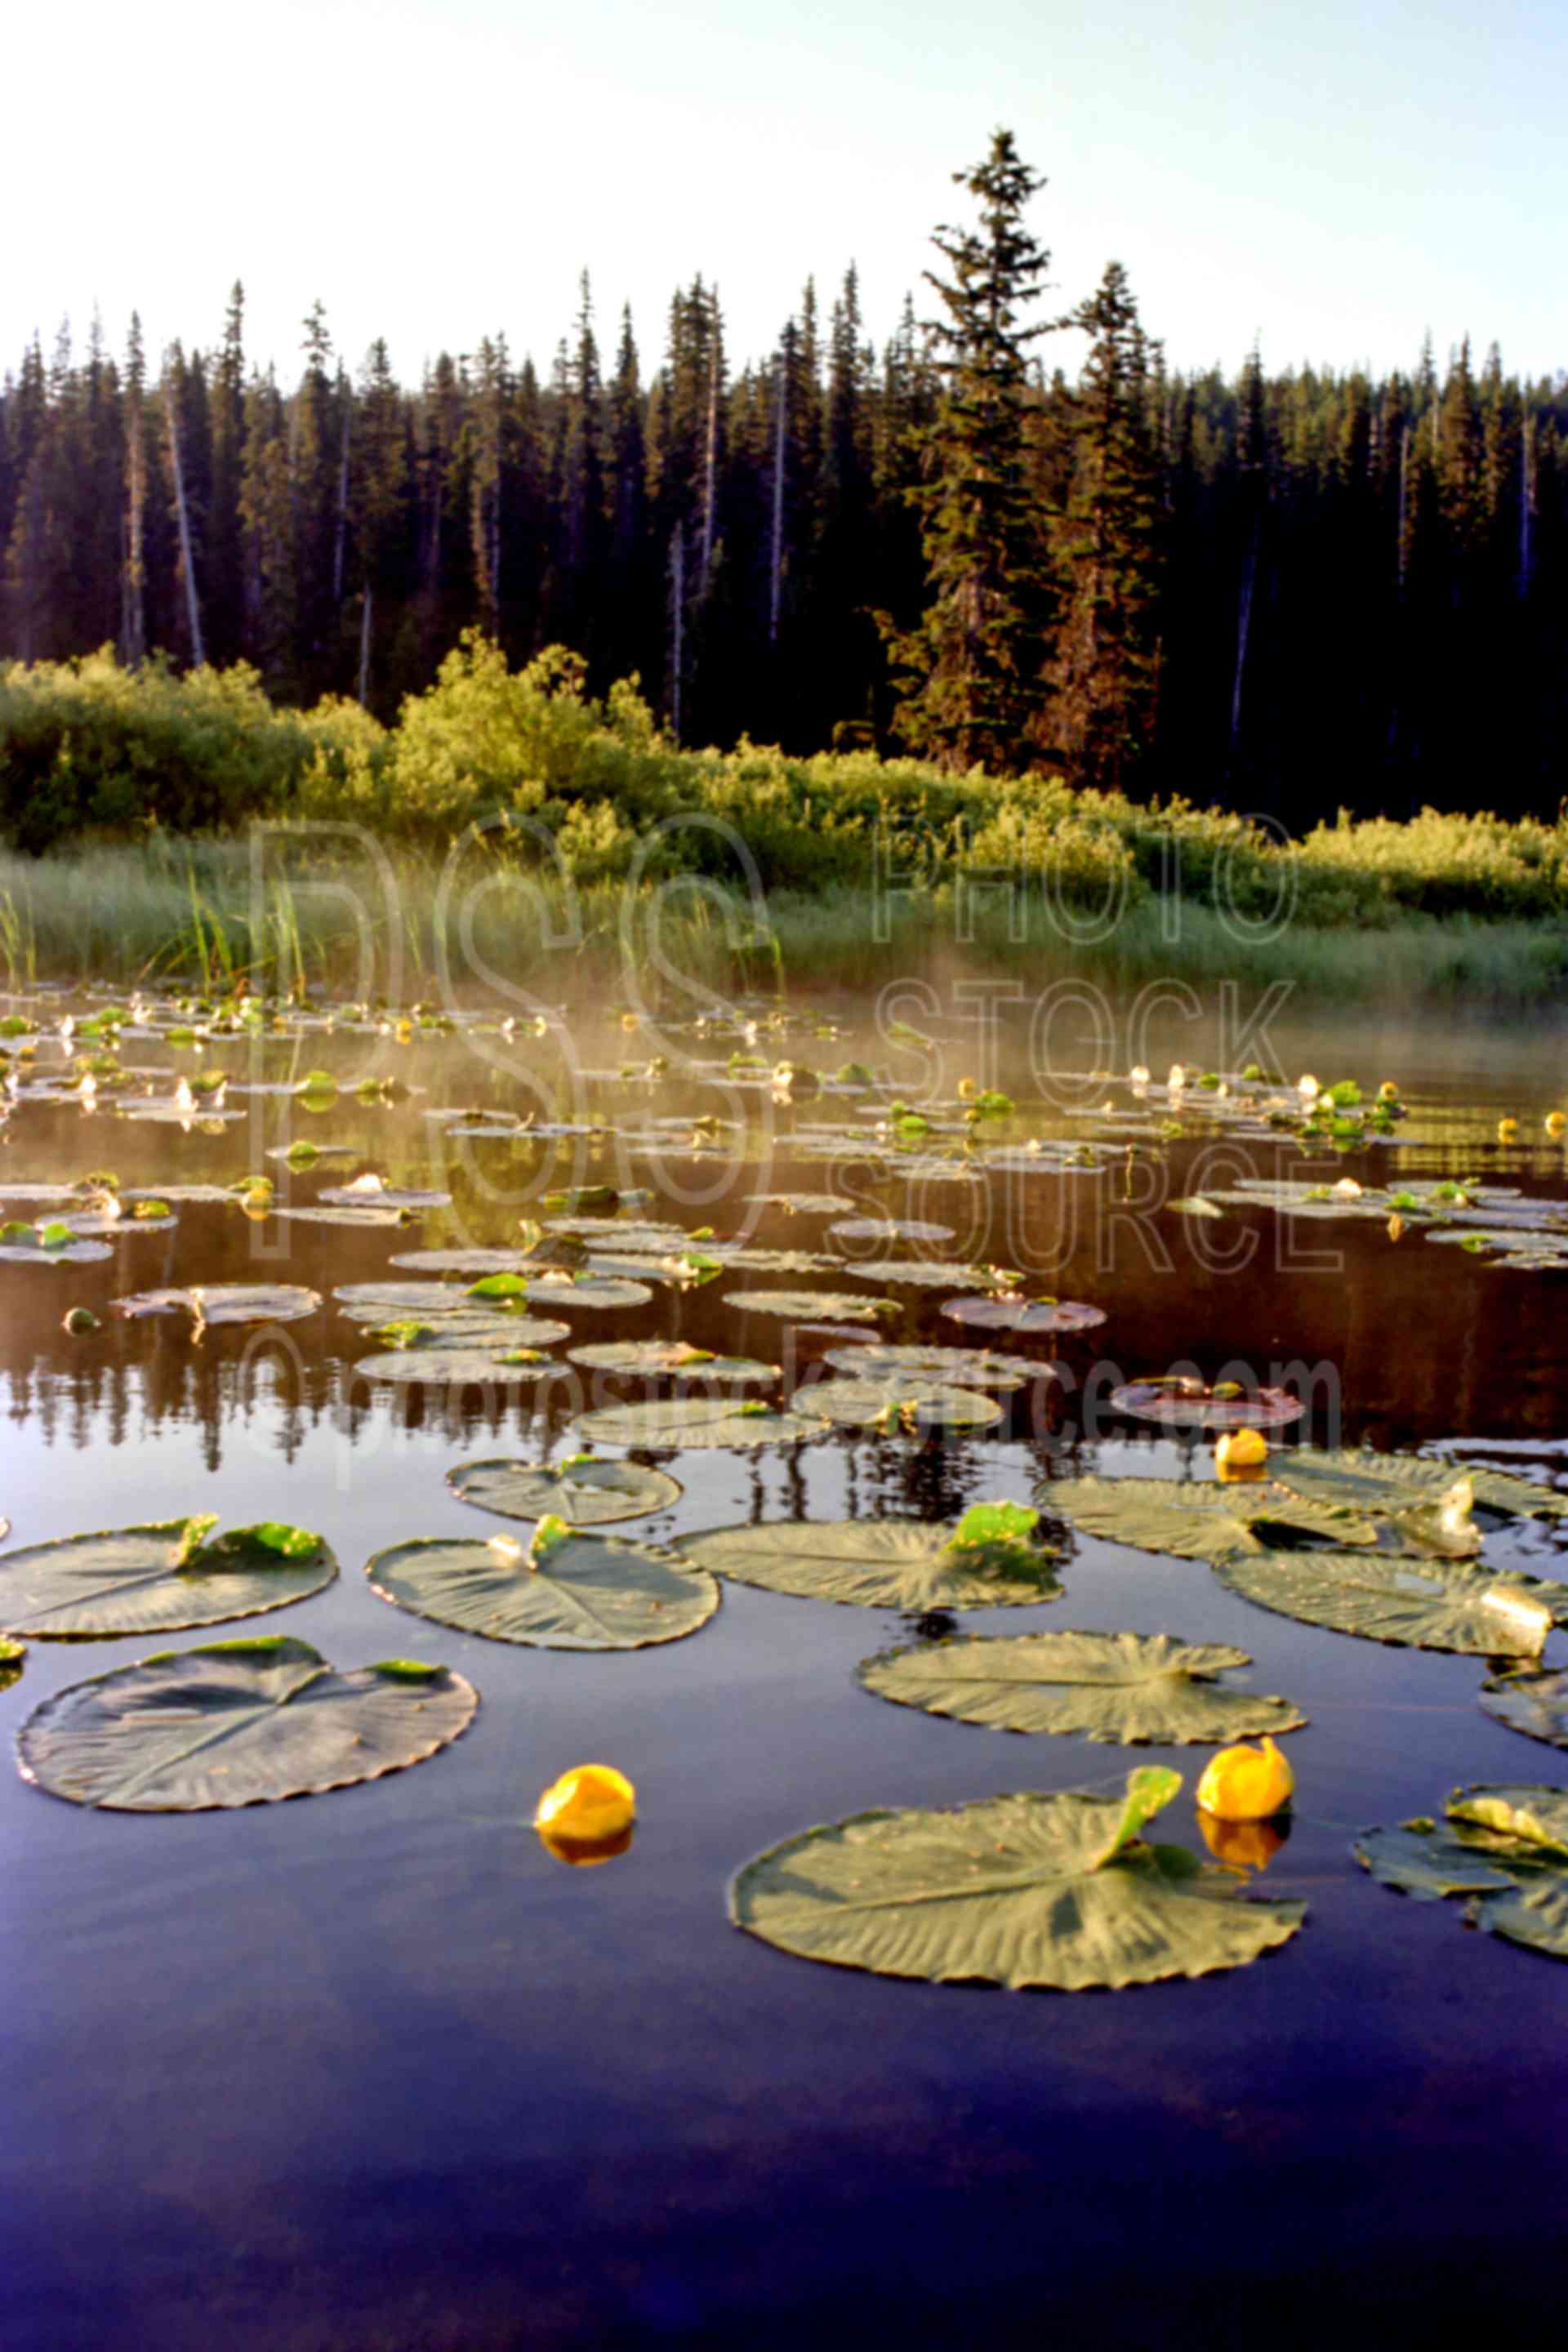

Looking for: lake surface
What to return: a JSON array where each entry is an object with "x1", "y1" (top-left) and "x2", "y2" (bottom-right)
[{"x1": 3, "y1": 986, "x2": 1567, "y2": 2350}]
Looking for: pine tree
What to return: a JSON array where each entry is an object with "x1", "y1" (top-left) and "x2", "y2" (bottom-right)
[
  {"x1": 1050, "y1": 260, "x2": 1162, "y2": 788},
  {"x1": 881, "y1": 129, "x2": 1057, "y2": 774}
]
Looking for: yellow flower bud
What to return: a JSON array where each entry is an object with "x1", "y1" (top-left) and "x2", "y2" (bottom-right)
[
  {"x1": 534, "y1": 1762, "x2": 635, "y2": 1841},
  {"x1": 1378, "y1": 1080, "x2": 1400, "y2": 1102},
  {"x1": 1498, "y1": 1117, "x2": 1519, "y2": 1143},
  {"x1": 1196, "y1": 1736, "x2": 1294, "y2": 1822},
  {"x1": 1214, "y1": 1428, "x2": 1267, "y2": 1473},
  {"x1": 1547, "y1": 1111, "x2": 1566, "y2": 1139}
]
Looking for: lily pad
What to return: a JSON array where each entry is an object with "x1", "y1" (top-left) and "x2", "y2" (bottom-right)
[
  {"x1": 795, "y1": 1378, "x2": 1004, "y2": 1434},
  {"x1": 448, "y1": 1456, "x2": 682, "y2": 1526},
  {"x1": 679, "y1": 1517, "x2": 1062, "y2": 1609},
  {"x1": 17, "y1": 1637, "x2": 475, "y2": 1810},
  {"x1": 729, "y1": 1779, "x2": 1306, "y2": 1989},
  {"x1": 822, "y1": 1342, "x2": 1033, "y2": 1391},
  {"x1": 941, "y1": 1295, "x2": 1107, "y2": 1335},
  {"x1": 1040, "y1": 1476, "x2": 1379, "y2": 1561},
  {"x1": 1478, "y1": 1667, "x2": 1568, "y2": 1749},
  {"x1": 857, "y1": 1630, "x2": 1307, "y2": 1744},
  {"x1": 0, "y1": 1224, "x2": 114, "y2": 1266},
  {"x1": 1213, "y1": 1547, "x2": 1568, "y2": 1653},
  {"x1": 112, "y1": 1284, "x2": 322, "y2": 1326},
  {"x1": 0, "y1": 1517, "x2": 336, "y2": 1638},
  {"x1": 574, "y1": 1396, "x2": 831, "y2": 1449},
  {"x1": 366, "y1": 1526, "x2": 719, "y2": 1649},
  {"x1": 354, "y1": 1344, "x2": 568, "y2": 1388},
  {"x1": 724, "y1": 1290, "x2": 898, "y2": 1323},
  {"x1": 566, "y1": 1340, "x2": 779, "y2": 1382},
  {"x1": 830, "y1": 1218, "x2": 956, "y2": 1245},
  {"x1": 1272, "y1": 1448, "x2": 1568, "y2": 1524},
  {"x1": 1108, "y1": 1379, "x2": 1305, "y2": 1430},
  {"x1": 1355, "y1": 1785, "x2": 1568, "y2": 1962}
]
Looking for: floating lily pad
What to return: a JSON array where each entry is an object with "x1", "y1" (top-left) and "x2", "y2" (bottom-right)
[
  {"x1": 729, "y1": 1778, "x2": 1305, "y2": 1989},
  {"x1": 0, "y1": 1223, "x2": 114, "y2": 1266},
  {"x1": 679, "y1": 1517, "x2": 1062, "y2": 1609},
  {"x1": 354, "y1": 1343, "x2": 568, "y2": 1387},
  {"x1": 448, "y1": 1456, "x2": 682, "y2": 1526},
  {"x1": 723, "y1": 1290, "x2": 898, "y2": 1323},
  {"x1": 1355, "y1": 1785, "x2": 1568, "y2": 1962},
  {"x1": 318, "y1": 1181, "x2": 451, "y2": 1209},
  {"x1": 830, "y1": 1218, "x2": 956, "y2": 1245},
  {"x1": 822, "y1": 1342, "x2": 1033, "y2": 1391},
  {"x1": 858, "y1": 1629, "x2": 1307, "y2": 1744},
  {"x1": 17, "y1": 1637, "x2": 475, "y2": 1810},
  {"x1": 566, "y1": 1340, "x2": 779, "y2": 1381},
  {"x1": 1040, "y1": 1477, "x2": 1379, "y2": 1561},
  {"x1": 1272, "y1": 1449, "x2": 1568, "y2": 1523},
  {"x1": 1109, "y1": 1379, "x2": 1305, "y2": 1430},
  {"x1": 942, "y1": 1296, "x2": 1107, "y2": 1335},
  {"x1": 574, "y1": 1396, "x2": 831, "y2": 1449},
  {"x1": 112, "y1": 1284, "x2": 322, "y2": 1326},
  {"x1": 795, "y1": 1378, "x2": 1004, "y2": 1433},
  {"x1": 506, "y1": 1270, "x2": 655, "y2": 1312},
  {"x1": 366, "y1": 1526, "x2": 719, "y2": 1649},
  {"x1": 1478, "y1": 1667, "x2": 1568, "y2": 1749},
  {"x1": 0, "y1": 1517, "x2": 337, "y2": 1638},
  {"x1": 1213, "y1": 1547, "x2": 1568, "y2": 1653}
]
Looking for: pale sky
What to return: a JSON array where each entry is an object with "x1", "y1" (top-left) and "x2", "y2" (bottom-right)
[{"x1": 10, "y1": 0, "x2": 1564, "y2": 391}]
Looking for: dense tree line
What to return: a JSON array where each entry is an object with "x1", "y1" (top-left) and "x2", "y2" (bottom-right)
[{"x1": 3, "y1": 133, "x2": 1566, "y2": 825}]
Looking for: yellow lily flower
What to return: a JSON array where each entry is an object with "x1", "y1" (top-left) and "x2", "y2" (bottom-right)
[
  {"x1": 535, "y1": 1762, "x2": 635, "y2": 1841},
  {"x1": 1214, "y1": 1428, "x2": 1267, "y2": 1474},
  {"x1": 1196, "y1": 1736, "x2": 1294, "y2": 1821}
]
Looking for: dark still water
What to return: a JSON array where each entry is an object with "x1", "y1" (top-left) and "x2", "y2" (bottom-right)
[{"x1": 3, "y1": 989, "x2": 1568, "y2": 2351}]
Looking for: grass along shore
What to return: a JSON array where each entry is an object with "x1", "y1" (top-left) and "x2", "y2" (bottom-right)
[{"x1": 1, "y1": 835, "x2": 1564, "y2": 1009}]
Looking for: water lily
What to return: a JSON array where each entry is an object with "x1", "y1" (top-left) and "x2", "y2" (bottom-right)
[
  {"x1": 535, "y1": 1763, "x2": 636, "y2": 1840},
  {"x1": 1196, "y1": 1736, "x2": 1294, "y2": 1821},
  {"x1": 1214, "y1": 1428, "x2": 1267, "y2": 1474}
]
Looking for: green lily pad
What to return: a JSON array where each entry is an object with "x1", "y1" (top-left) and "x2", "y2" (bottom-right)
[
  {"x1": 366, "y1": 1527, "x2": 719, "y2": 1650},
  {"x1": 0, "y1": 1517, "x2": 336, "y2": 1638},
  {"x1": 1214, "y1": 1548, "x2": 1568, "y2": 1653},
  {"x1": 729, "y1": 1778, "x2": 1305, "y2": 1989},
  {"x1": 858, "y1": 1629, "x2": 1307, "y2": 1744},
  {"x1": 574, "y1": 1396, "x2": 831, "y2": 1449},
  {"x1": 1040, "y1": 1476, "x2": 1379, "y2": 1561},
  {"x1": 1354, "y1": 1785, "x2": 1568, "y2": 1962},
  {"x1": 723, "y1": 1290, "x2": 898, "y2": 1322},
  {"x1": 821, "y1": 1343, "x2": 1033, "y2": 1391},
  {"x1": 566, "y1": 1340, "x2": 779, "y2": 1381},
  {"x1": 830, "y1": 1218, "x2": 956, "y2": 1245},
  {"x1": 17, "y1": 1637, "x2": 476, "y2": 1811},
  {"x1": 1477, "y1": 1667, "x2": 1568, "y2": 1749},
  {"x1": 1109, "y1": 1379, "x2": 1305, "y2": 1430},
  {"x1": 679, "y1": 1517, "x2": 1062, "y2": 1609},
  {"x1": 1272, "y1": 1449, "x2": 1568, "y2": 1523},
  {"x1": 448, "y1": 1456, "x2": 682, "y2": 1526},
  {"x1": 0, "y1": 1225, "x2": 114, "y2": 1266},
  {"x1": 354, "y1": 1344, "x2": 568, "y2": 1387},
  {"x1": 112, "y1": 1284, "x2": 322, "y2": 1326},
  {"x1": 795, "y1": 1378, "x2": 1004, "y2": 1433},
  {"x1": 942, "y1": 1295, "x2": 1107, "y2": 1335}
]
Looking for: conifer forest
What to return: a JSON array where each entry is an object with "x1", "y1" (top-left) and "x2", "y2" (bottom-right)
[{"x1": 2, "y1": 131, "x2": 1565, "y2": 824}]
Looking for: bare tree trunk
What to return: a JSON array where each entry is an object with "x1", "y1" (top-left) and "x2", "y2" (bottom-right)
[
  {"x1": 1228, "y1": 529, "x2": 1257, "y2": 761},
  {"x1": 164, "y1": 373, "x2": 206, "y2": 667},
  {"x1": 670, "y1": 527, "x2": 685, "y2": 744},
  {"x1": 358, "y1": 586, "x2": 373, "y2": 707},
  {"x1": 700, "y1": 305, "x2": 719, "y2": 586},
  {"x1": 1396, "y1": 421, "x2": 1409, "y2": 592},
  {"x1": 332, "y1": 395, "x2": 351, "y2": 607},
  {"x1": 769, "y1": 354, "x2": 786, "y2": 648},
  {"x1": 1519, "y1": 414, "x2": 1534, "y2": 600}
]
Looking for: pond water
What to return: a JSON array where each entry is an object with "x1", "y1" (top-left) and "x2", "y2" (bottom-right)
[{"x1": 4, "y1": 985, "x2": 1568, "y2": 2351}]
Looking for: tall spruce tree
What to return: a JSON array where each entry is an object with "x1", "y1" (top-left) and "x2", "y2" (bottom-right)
[
  {"x1": 1050, "y1": 261, "x2": 1162, "y2": 788},
  {"x1": 882, "y1": 129, "x2": 1056, "y2": 774}
]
